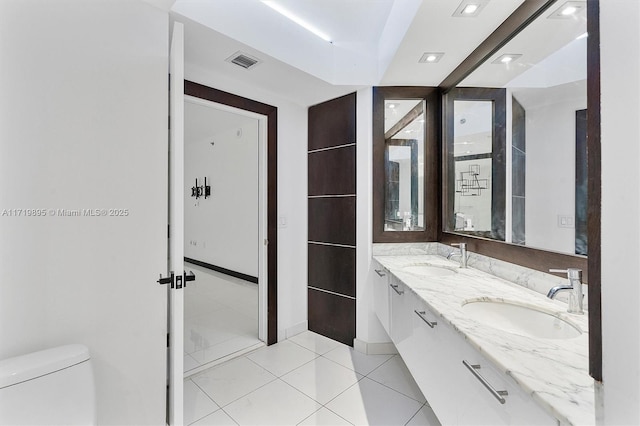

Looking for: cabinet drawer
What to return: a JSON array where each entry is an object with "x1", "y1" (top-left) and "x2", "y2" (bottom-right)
[
  {"x1": 372, "y1": 261, "x2": 390, "y2": 334},
  {"x1": 457, "y1": 341, "x2": 556, "y2": 425},
  {"x1": 403, "y1": 297, "x2": 460, "y2": 426},
  {"x1": 389, "y1": 277, "x2": 412, "y2": 346}
]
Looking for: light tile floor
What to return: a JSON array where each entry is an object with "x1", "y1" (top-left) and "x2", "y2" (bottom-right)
[
  {"x1": 184, "y1": 263, "x2": 262, "y2": 374},
  {"x1": 184, "y1": 331, "x2": 442, "y2": 425}
]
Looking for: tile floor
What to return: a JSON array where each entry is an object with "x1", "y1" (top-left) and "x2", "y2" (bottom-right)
[
  {"x1": 184, "y1": 331, "x2": 442, "y2": 425},
  {"x1": 184, "y1": 263, "x2": 262, "y2": 374}
]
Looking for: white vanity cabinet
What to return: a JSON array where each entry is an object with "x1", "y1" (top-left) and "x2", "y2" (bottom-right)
[
  {"x1": 389, "y1": 277, "x2": 413, "y2": 347},
  {"x1": 387, "y1": 286, "x2": 557, "y2": 425},
  {"x1": 372, "y1": 260, "x2": 391, "y2": 335},
  {"x1": 402, "y1": 296, "x2": 461, "y2": 425}
]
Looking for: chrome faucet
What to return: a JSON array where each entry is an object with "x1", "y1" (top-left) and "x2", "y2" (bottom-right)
[
  {"x1": 547, "y1": 268, "x2": 584, "y2": 314},
  {"x1": 447, "y1": 243, "x2": 468, "y2": 268}
]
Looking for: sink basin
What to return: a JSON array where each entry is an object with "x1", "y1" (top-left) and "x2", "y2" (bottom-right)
[
  {"x1": 461, "y1": 300, "x2": 582, "y2": 340},
  {"x1": 400, "y1": 264, "x2": 457, "y2": 277}
]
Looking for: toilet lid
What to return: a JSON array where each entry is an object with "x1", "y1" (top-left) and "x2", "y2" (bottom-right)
[{"x1": 0, "y1": 344, "x2": 90, "y2": 388}]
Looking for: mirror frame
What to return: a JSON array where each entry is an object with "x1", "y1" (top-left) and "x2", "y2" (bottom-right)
[
  {"x1": 438, "y1": 0, "x2": 601, "y2": 381},
  {"x1": 373, "y1": 87, "x2": 440, "y2": 243}
]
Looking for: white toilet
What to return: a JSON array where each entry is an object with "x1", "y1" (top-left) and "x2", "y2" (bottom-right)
[{"x1": 0, "y1": 344, "x2": 96, "y2": 425}]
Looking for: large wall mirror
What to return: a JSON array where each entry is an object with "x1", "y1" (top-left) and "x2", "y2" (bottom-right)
[
  {"x1": 373, "y1": 87, "x2": 439, "y2": 243},
  {"x1": 442, "y1": 0, "x2": 589, "y2": 268},
  {"x1": 385, "y1": 99, "x2": 426, "y2": 232},
  {"x1": 440, "y1": 0, "x2": 600, "y2": 380}
]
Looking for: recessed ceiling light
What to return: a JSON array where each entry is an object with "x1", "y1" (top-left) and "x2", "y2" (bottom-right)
[
  {"x1": 463, "y1": 4, "x2": 479, "y2": 14},
  {"x1": 419, "y1": 52, "x2": 444, "y2": 63},
  {"x1": 261, "y1": 1, "x2": 332, "y2": 43},
  {"x1": 453, "y1": 0, "x2": 488, "y2": 17},
  {"x1": 387, "y1": 103, "x2": 397, "y2": 109},
  {"x1": 492, "y1": 54, "x2": 522, "y2": 64},
  {"x1": 548, "y1": 1, "x2": 586, "y2": 19}
]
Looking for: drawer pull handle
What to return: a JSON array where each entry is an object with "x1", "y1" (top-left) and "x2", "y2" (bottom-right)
[
  {"x1": 462, "y1": 360, "x2": 508, "y2": 404},
  {"x1": 390, "y1": 283, "x2": 404, "y2": 295},
  {"x1": 375, "y1": 269, "x2": 386, "y2": 277},
  {"x1": 414, "y1": 310, "x2": 437, "y2": 328}
]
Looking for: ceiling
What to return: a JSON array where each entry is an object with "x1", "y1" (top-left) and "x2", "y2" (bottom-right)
[
  {"x1": 461, "y1": 1, "x2": 587, "y2": 88},
  {"x1": 142, "y1": 0, "x2": 541, "y2": 106}
]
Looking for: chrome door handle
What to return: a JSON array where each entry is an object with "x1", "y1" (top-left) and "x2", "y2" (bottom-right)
[
  {"x1": 462, "y1": 360, "x2": 508, "y2": 404},
  {"x1": 414, "y1": 310, "x2": 437, "y2": 328},
  {"x1": 375, "y1": 269, "x2": 386, "y2": 277},
  {"x1": 390, "y1": 283, "x2": 404, "y2": 295}
]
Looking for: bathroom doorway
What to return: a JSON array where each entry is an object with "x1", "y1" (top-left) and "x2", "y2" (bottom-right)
[{"x1": 182, "y1": 91, "x2": 271, "y2": 375}]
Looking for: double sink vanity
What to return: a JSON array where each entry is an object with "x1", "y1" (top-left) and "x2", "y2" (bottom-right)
[{"x1": 372, "y1": 243, "x2": 594, "y2": 425}]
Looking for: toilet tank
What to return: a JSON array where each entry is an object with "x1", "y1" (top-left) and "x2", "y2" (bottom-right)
[{"x1": 0, "y1": 344, "x2": 96, "y2": 426}]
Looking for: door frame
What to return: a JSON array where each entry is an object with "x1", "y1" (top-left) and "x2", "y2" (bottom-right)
[{"x1": 184, "y1": 80, "x2": 278, "y2": 345}]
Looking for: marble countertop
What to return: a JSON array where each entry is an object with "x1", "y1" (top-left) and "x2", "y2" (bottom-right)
[{"x1": 373, "y1": 254, "x2": 594, "y2": 426}]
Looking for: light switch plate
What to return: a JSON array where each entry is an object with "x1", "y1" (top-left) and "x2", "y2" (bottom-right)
[{"x1": 557, "y1": 215, "x2": 575, "y2": 228}]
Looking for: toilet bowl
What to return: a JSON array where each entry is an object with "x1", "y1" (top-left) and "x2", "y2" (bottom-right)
[{"x1": 0, "y1": 344, "x2": 96, "y2": 425}]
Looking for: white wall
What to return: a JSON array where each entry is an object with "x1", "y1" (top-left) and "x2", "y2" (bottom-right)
[
  {"x1": 184, "y1": 100, "x2": 259, "y2": 277},
  {"x1": 520, "y1": 87, "x2": 586, "y2": 253},
  {"x1": 0, "y1": 1, "x2": 169, "y2": 424},
  {"x1": 183, "y1": 64, "x2": 309, "y2": 340},
  {"x1": 600, "y1": 1, "x2": 640, "y2": 424},
  {"x1": 356, "y1": 87, "x2": 392, "y2": 345}
]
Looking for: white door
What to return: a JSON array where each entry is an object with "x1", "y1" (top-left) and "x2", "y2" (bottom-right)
[{"x1": 168, "y1": 21, "x2": 185, "y2": 425}]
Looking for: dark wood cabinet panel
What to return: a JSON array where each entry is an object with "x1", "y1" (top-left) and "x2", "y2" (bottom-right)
[
  {"x1": 308, "y1": 243, "x2": 356, "y2": 297},
  {"x1": 308, "y1": 146, "x2": 356, "y2": 196},
  {"x1": 308, "y1": 92, "x2": 357, "y2": 346},
  {"x1": 308, "y1": 197, "x2": 356, "y2": 246},
  {"x1": 308, "y1": 93, "x2": 356, "y2": 151},
  {"x1": 308, "y1": 288, "x2": 356, "y2": 347}
]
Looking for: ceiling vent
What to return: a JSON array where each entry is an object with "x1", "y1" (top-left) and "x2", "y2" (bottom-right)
[{"x1": 226, "y1": 51, "x2": 261, "y2": 70}]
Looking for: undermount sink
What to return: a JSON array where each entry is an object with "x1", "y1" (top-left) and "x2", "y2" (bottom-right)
[
  {"x1": 461, "y1": 300, "x2": 582, "y2": 340},
  {"x1": 400, "y1": 264, "x2": 457, "y2": 277}
]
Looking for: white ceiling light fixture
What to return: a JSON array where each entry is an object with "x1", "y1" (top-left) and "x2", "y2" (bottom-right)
[
  {"x1": 261, "y1": 1, "x2": 332, "y2": 43},
  {"x1": 548, "y1": 1, "x2": 586, "y2": 19},
  {"x1": 453, "y1": 0, "x2": 489, "y2": 18},
  {"x1": 492, "y1": 54, "x2": 522, "y2": 64},
  {"x1": 463, "y1": 4, "x2": 478, "y2": 14},
  {"x1": 419, "y1": 52, "x2": 445, "y2": 63}
]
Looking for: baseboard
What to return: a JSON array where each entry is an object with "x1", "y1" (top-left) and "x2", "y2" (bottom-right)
[
  {"x1": 184, "y1": 257, "x2": 258, "y2": 284},
  {"x1": 285, "y1": 321, "x2": 308, "y2": 340},
  {"x1": 353, "y1": 338, "x2": 398, "y2": 355}
]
